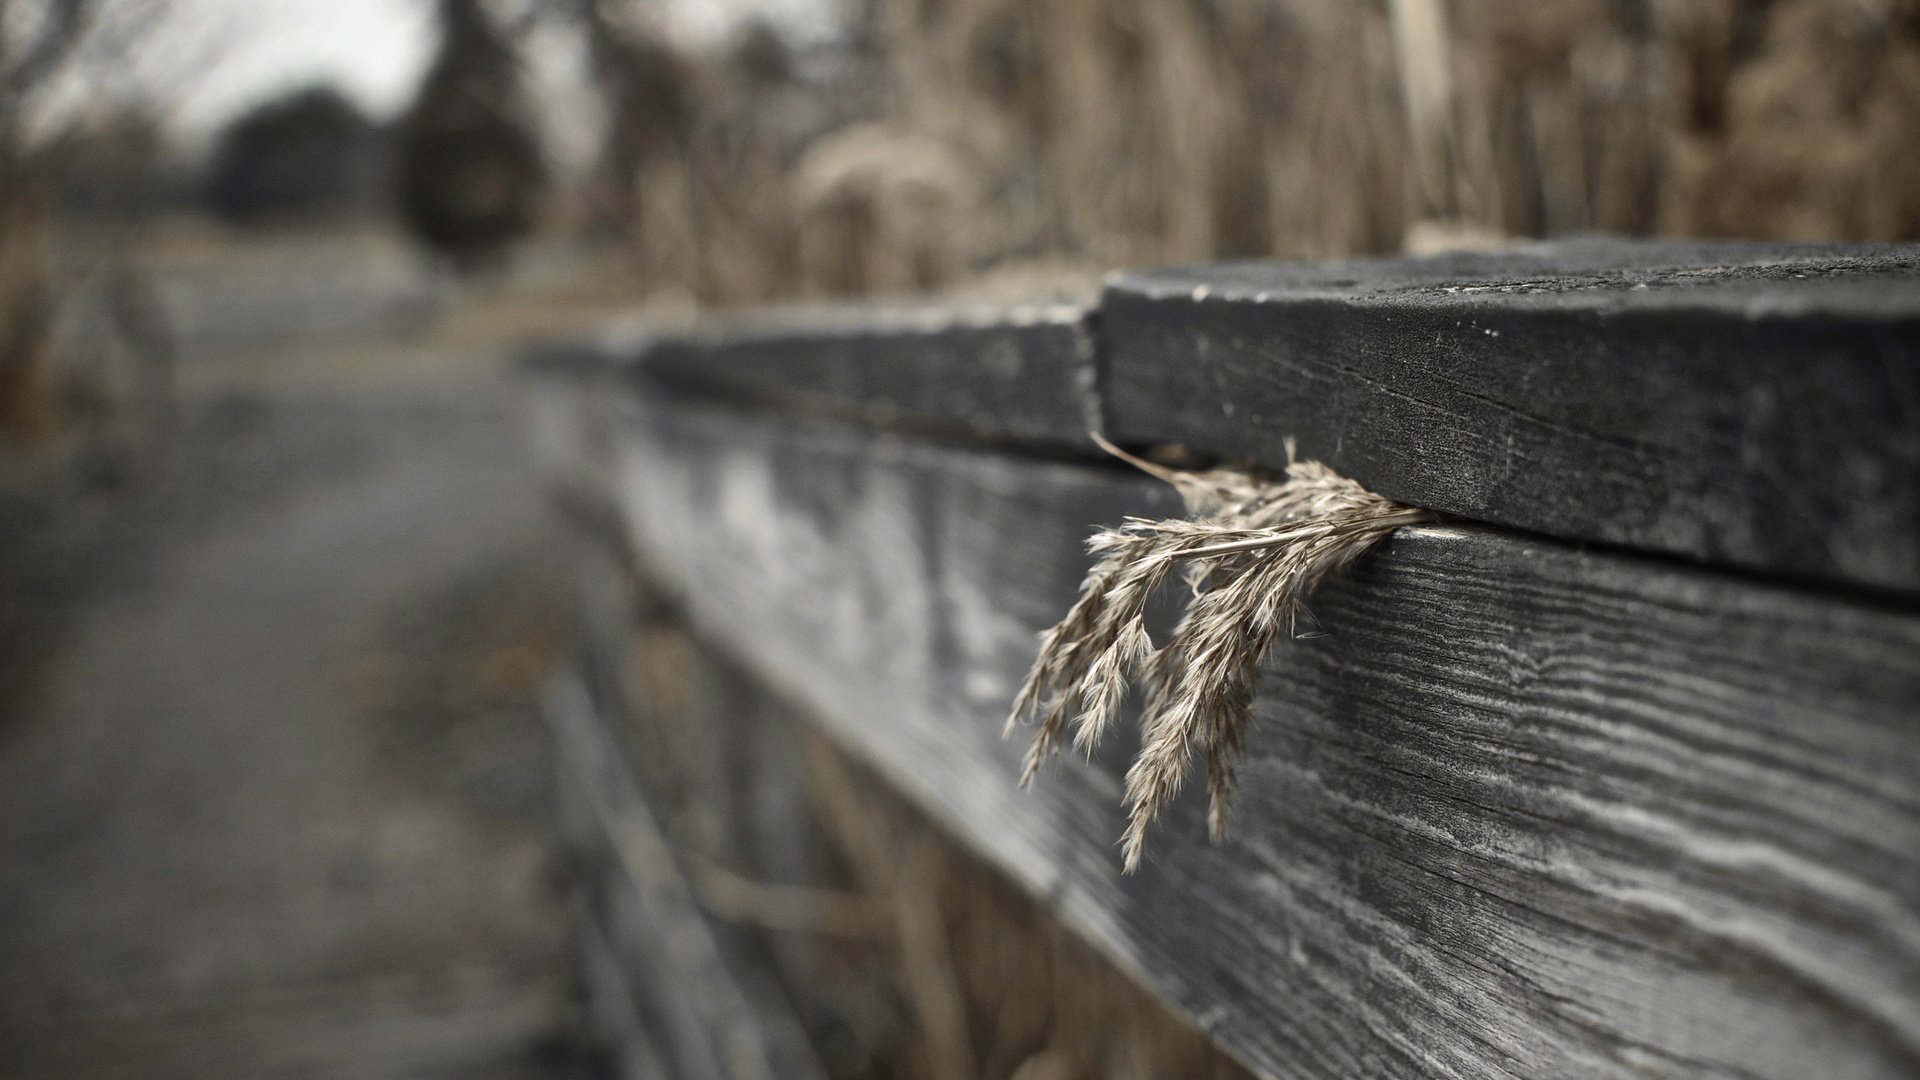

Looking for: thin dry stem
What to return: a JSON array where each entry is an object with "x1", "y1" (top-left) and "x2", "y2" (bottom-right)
[{"x1": 1007, "y1": 439, "x2": 1433, "y2": 872}]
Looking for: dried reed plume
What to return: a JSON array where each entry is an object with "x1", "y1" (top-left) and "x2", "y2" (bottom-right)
[{"x1": 1008, "y1": 436, "x2": 1433, "y2": 871}]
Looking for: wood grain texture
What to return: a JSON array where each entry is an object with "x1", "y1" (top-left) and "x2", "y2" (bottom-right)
[
  {"x1": 1099, "y1": 238, "x2": 1920, "y2": 593},
  {"x1": 611, "y1": 388, "x2": 1920, "y2": 1080},
  {"x1": 637, "y1": 304, "x2": 1099, "y2": 449}
]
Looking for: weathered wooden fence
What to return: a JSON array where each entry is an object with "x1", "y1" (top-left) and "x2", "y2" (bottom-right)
[{"x1": 525, "y1": 238, "x2": 1920, "y2": 1080}]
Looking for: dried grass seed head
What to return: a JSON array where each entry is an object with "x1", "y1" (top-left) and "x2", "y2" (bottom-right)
[{"x1": 1008, "y1": 437, "x2": 1432, "y2": 871}]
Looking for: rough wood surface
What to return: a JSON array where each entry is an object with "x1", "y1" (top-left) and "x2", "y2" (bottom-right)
[
  {"x1": 612, "y1": 389, "x2": 1920, "y2": 1080},
  {"x1": 637, "y1": 305, "x2": 1098, "y2": 449},
  {"x1": 1100, "y1": 238, "x2": 1920, "y2": 593}
]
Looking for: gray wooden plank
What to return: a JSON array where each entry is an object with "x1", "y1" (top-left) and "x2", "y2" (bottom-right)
[
  {"x1": 611, "y1": 388, "x2": 1920, "y2": 1080},
  {"x1": 521, "y1": 337, "x2": 641, "y2": 543},
  {"x1": 636, "y1": 304, "x2": 1098, "y2": 449},
  {"x1": 1099, "y1": 237, "x2": 1920, "y2": 593}
]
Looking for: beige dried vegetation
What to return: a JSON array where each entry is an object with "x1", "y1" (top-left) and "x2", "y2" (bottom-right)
[
  {"x1": 588, "y1": 0, "x2": 1920, "y2": 307},
  {"x1": 1009, "y1": 437, "x2": 1432, "y2": 871}
]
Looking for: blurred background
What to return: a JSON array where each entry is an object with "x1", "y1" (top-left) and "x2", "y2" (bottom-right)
[{"x1": 1, "y1": 0, "x2": 1917, "y2": 1077}]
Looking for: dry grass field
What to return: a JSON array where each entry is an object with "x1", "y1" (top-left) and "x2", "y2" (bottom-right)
[{"x1": 589, "y1": 0, "x2": 1920, "y2": 304}]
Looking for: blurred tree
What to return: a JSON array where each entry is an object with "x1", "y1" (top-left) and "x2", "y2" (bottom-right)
[
  {"x1": 0, "y1": 0, "x2": 86, "y2": 440},
  {"x1": 203, "y1": 86, "x2": 384, "y2": 224},
  {"x1": 0, "y1": 0, "x2": 95, "y2": 442},
  {"x1": 394, "y1": 0, "x2": 546, "y2": 271},
  {"x1": 577, "y1": 0, "x2": 690, "y2": 237},
  {"x1": 1, "y1": 0, "x2": 176, "y2": 455}
]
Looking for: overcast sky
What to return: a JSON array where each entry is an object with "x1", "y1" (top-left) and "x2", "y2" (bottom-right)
[
  {"x1": 141, "y1": 0, "x2": 439, "y2": 137},
  {"x1": 30, "y1": 0, "x2": 836, "y2": 150}
]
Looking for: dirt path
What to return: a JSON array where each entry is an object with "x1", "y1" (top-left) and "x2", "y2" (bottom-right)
[{"x1": 0, "y1": 261, "x2": 609, "y2": 1079}]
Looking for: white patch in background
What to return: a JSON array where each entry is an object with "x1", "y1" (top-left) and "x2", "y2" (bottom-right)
[
  {"x1": 512, "y1": 13, "x2": 605, "y2": 181},
  {"x1": 25, "y1": 0, "x2": 844, "y2": 165},
  {"x1": 44, "y1": 0, "x2": 438, "y2": 147}
]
